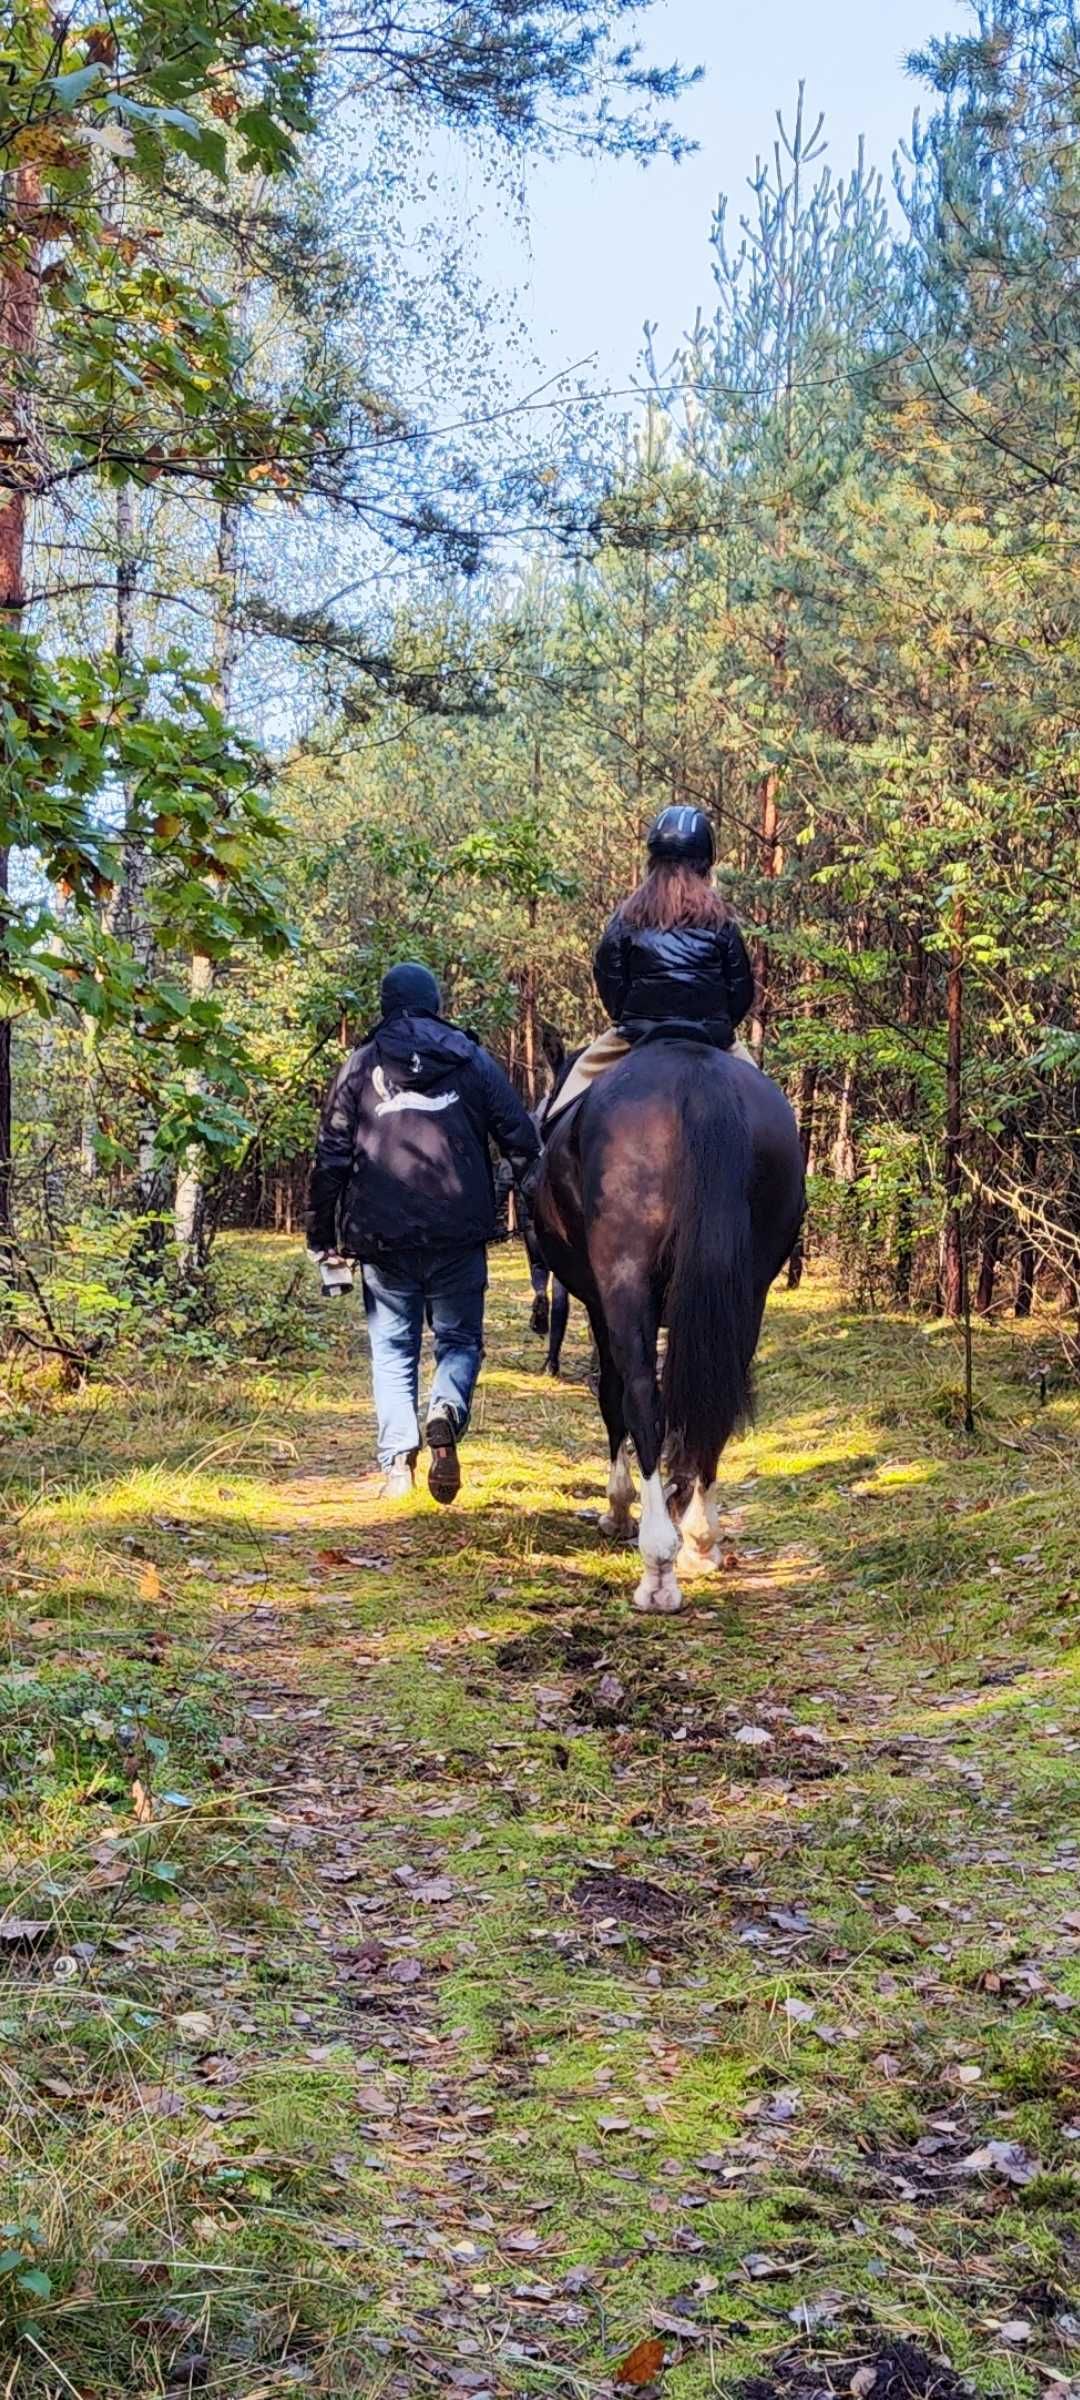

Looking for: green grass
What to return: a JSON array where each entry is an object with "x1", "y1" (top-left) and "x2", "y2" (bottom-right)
[{"x1": 1, "y1": 1238, "x2": 1077, "y2": 2398}]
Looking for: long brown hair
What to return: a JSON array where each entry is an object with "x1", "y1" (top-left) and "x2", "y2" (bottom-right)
[{"x1": 618, "y1": 860, "x2": 733, "y2": 934}]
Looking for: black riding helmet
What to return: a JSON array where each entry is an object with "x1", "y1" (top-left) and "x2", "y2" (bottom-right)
[{"x1": 646, "y1": 805, "x2": 716, "y2": 872}]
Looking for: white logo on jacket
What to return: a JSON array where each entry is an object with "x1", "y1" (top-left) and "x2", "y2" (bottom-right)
[{"x1": 372, "y1": 1063, "x2": 458, "y2": 1119}]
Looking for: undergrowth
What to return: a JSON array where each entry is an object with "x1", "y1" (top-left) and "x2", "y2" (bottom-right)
[{"x1": 0, "y1": 1239, "x2": 1077, "y2": 2399}]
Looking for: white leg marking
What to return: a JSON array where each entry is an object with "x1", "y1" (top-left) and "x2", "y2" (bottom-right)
[
  {"x1": 600, "y1": 1441, "x2": 636, "y2": 1540},
  {"x1": 677, "y1": 1479, "x2": 724, "y2": 1571},
  {"x1": 633, "y1": 1469, "x2": 683, "y2": 1612}
]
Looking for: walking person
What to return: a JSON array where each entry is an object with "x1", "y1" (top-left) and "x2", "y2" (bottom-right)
[{"x1": 306, "y1": 963, "x2": 539, "y2": 1502}]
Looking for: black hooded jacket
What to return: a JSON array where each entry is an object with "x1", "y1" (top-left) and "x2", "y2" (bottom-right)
[
  {"x1": 307, "y1": 1011, "x2": 540, "y2": 1262},
  {"x1": 593, "y1": 911, "x2": 754, "y2": 1047}
]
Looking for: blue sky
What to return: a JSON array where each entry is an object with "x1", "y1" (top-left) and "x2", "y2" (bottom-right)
[{"x1": 451, "y1": 0, "x2": 965, "y2": 399}]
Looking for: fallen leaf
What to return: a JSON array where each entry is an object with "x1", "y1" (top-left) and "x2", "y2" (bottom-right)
[
  {"x1": 999, "y1": 2321, "x2": 1033, "y2": 2345},
  {"x1": 734, "y1": 1725, "x2": 772, "y2": 1748},
  {"x1": 958, "y1": 2139, "x2": 1038, "y2": 2186},
  {"x1": 944, "y1": 2062, "x2": 982, "y2": 2087},
  {"x1": 741, "y1": 2253, "x2": 788, "y2": 2280},
  {"x1": 614, "y1": 2335, "x2": 666, "y2": 2386},
  {"x1": 789, "y1": 2295, "x2": 843, "y2": 2332},
  {"x1": 850, "y1": 2370, "x2": 878, "y2": 2398},
  {"x1": 138, "y1": 1562, "x2": 162, "y2": 1600},
  {"x1": 413, "y1": 1876, "x2": 455, "y2": 1904},
  {"x1": 174, "y1": 2010, "x2": 216, "y2": 2046},
  {"x1": 784, "y1": 1997, "x2": 815, "y2": 2025},
  {"x1": 387, "y1": 1956, "x2": 422, "y2": 1984},
  {"x1": 763, "y1": 2088, "x2": 800, "y2": 2122},
  {"x1": 0, "y1": 1918, "x2": 52, "y2": 1949},
  {"x1": 132, "y1": 1778, "x2": 153, "y2": 1824}
]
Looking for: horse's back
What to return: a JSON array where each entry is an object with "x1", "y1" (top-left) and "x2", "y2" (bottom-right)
[{"x1": 536, "y1": 1040, "x2": 803, "y2": 1294}]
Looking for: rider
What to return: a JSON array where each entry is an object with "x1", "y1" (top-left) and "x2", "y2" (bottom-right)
[{"x1": 548, "y1": 805, "x2": 755, "y2": 1117}]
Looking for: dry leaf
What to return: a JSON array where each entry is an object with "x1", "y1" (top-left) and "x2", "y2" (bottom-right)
[
  {"x1": 614, "y1": 2335, "x2": 666, "y2": 2386},
  {"x1": 132, "y1": 1778, "x2": 153, "y2": 1824},
  {"x1": 0, "y1": 1918, "x2": 52, "y2": 1949},
  {"x1": 174, "y1": 2009, "x2": 216, "y2": 2046},
  {"x1": 958, "y1": 2139, "x2": 1038, "y2": 2185},
  {"x1": 139, "y1": 1563, "x2": 162, "y2": 1600}
]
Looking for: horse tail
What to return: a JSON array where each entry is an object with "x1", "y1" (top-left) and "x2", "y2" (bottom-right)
[{"x1": 662, "y1": 1070, "x2": 755, "y2": 1486}]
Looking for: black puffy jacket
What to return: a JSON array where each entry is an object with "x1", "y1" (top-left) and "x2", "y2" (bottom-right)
[
  {"x1": 593, "y1": 912, "x2": 755, "y2": 1045},
  {"x1": 307, "y1": 1012, "x2": 540, "y2": 1262}
]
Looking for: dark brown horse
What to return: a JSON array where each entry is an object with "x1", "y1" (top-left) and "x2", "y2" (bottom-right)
[{"x1": 533, "y1": 1041, "x2": 804, "y2": 1611}]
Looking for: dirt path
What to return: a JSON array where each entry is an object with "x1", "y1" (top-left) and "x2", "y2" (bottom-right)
[{"x1": 2, "y1": 1246, "x2": 1078, "y2": 2399}]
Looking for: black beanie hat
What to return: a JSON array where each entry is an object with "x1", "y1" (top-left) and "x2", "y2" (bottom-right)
[{"x1": 380, "y1": 961, "x2": 441, "y2": 1018}]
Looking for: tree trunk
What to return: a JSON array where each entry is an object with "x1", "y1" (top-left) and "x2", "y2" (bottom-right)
[
  {"x1": 174, "y1": 503, "x2": 239, "y2": 1268},
  {"x1": 749, "y1": 771, "x2": 780, "y2": 1063},
  {"x1": 893, "y1": 930, "x2": 927, "y2": 1307},
  {"x1": 786, "y1": 1060, "x2": 818, "y2": 1288},
  {"x1": 831, "y1": 1061, "x2": 857, "y2": 1184},
  {"x1": 975, "y1": 1199, "x2": 1007, "y2": 1317},
  {"x1": 1014, "y1": 1128, "x2": 1039, "y2": 1318},
  {"x1": 0, "y1": 162, "x2": 41, "y2": 1243},
  {"x1": 941, "y1": 901, "x2": 966, "y2": 1320}
]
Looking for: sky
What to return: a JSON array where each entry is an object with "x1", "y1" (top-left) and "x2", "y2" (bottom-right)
[{"x1": 445, "y1": 0, "x2": 965, "y2": 403}]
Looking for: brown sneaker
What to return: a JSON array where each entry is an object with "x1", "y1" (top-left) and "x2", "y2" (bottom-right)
[{"x1": 425, "y1": 1415, "x2": 461, "y2": 1505}]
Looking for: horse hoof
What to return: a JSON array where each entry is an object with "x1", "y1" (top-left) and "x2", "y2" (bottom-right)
[
  {"x1": 544, "y1": 1358, "x2": 561, "y2": 1378},
  {"x1": 600, "y1": 1512, "x2": 636, "y2": 1543},
  {"x1": 677, "y1": 1542, "x2": 720, "y2": 1578},
  {"x1": 632, "y1": 1570, "x2": 683, "y2": 1614}
]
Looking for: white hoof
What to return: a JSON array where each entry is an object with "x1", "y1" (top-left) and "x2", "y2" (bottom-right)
[
  {"x1": 677, "y1": 1541, "x2": 720, "y2": 1578},
  {"x1": 632, "y1": 1565, "x2": 684, "y2": 1614}
]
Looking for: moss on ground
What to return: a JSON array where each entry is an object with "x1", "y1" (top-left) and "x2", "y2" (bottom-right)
[{"x1": 0, "y1": 1239, "x2": 1077, "y2": 2398}]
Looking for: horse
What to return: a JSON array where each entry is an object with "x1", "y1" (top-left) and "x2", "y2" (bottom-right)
[
  {"x1": 516, "y1": 1031, "x2": 575, "y2": 1375},
  {"x1": 522, "y1": 1210, "x2": 572, "y2": 1372},
  {"x1": 532, "y1": 1041, "x2": 805, "y2": 1613}
]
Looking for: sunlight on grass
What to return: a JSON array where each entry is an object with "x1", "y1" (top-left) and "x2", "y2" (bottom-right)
[{"x1": 2, "y1": 1243, "x2": 1078, "y2": 2399}]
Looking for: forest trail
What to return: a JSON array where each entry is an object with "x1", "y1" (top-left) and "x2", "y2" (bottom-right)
[{"x1": 2, "y1": 1242, "x2": 1078, "y2": 2400}]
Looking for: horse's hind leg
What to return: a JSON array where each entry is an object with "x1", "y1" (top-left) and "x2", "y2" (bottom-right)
[
  {"x1": 595, "y1": 1336, "x2": 635, "y2": 1540},
  {"x1": 526, "y1": 1237, "x2": 550, "y2": 1337},
  {"x1": 677, "y1": 1477, "x2": 724, "y2": 1572},
  {"x1": 545, "y1": 1281, "x2": 570, "y2": 1376},
  {"x1": 602, "y1": 1293, "x2": 681, "y2": 1612}
]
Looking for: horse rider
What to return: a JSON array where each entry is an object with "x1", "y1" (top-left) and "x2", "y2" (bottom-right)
[
  {"x1": 547, "y1": 805, "x2": 756, "y2": 1119},
  {"x1": 306, "y1": 962, "x2": 540, "y2": 1502}
]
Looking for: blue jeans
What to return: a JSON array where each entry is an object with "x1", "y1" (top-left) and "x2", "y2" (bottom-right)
[{"x1": 362, "y1": 1246, "x2": 487, "y2": 1467}]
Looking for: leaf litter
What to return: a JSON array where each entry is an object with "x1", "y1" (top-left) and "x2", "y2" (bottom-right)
[{"x1": 3, "y1": 1253, "x2": 1079, "y2": 2399}]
